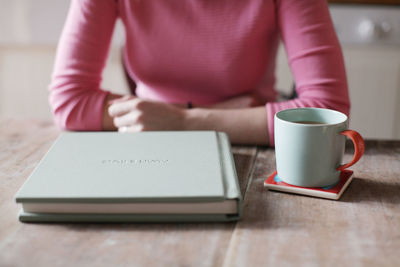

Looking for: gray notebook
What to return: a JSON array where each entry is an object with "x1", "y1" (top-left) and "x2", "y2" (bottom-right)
[{"x1": 15, "y1": 131, "x2": 242, "y2": 222}]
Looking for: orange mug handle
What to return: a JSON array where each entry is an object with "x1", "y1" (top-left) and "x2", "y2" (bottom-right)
[{"x1": 337, "y1": 130, "x2": 365, "y2": 171}]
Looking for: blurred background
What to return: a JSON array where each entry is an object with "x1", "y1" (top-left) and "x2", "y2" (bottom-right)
[{"x1": 0, "y1": 0, "x2": 399, "y2": 139}]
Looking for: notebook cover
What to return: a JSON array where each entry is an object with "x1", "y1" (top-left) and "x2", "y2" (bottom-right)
[
  {"x1": 264, "y1": 170, "x2": 353, "y2": 200},
  {"x1": 15, "y1": 131, "x2": 242, "y2": 222}
]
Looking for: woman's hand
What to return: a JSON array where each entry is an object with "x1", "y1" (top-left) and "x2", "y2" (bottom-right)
[
  {"x1": 108, "y1": 96, "x2": 186, "y2": 132},
  {"x1": 103, "y1": 93, "x2": 269, "y2": 145}
]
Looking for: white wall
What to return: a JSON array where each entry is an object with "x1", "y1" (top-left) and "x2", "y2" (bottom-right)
[{"x1": 0, "y1": 0, "x2": 129, "y2": 120}]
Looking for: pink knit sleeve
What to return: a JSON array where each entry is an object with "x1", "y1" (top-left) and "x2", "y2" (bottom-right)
[
  {"x1": 48, "y1": 0, "x2": 117, "y2": 130},
  {"x1": 266, "y1": 0, "x2": 350, "y2": 146}
]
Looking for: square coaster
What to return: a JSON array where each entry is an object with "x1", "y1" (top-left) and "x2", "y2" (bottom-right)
[{"x1": 264, "y1": 170, "x2": 354, "y2": 200}]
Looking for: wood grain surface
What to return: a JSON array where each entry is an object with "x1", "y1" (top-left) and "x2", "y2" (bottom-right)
[{"x1": 0, "y1": 119, "x2": 399, "y2": 267}]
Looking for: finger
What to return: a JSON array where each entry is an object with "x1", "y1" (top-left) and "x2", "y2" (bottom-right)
[
  {"x1": 113, "y1": 111, "x2": 141, "y2": 128},
  {"x1": 108, "y1": 98, "x2": 139, "y2": 117},
  {"x1": 108, "y1": 95, "x2": 134, "y2": 105},
  {"x1": 118, "y1": 125, "x2": 144, "y2": 133},
  {"x1": 118, "y1": 126, "x2": 129, "y2": 133}
]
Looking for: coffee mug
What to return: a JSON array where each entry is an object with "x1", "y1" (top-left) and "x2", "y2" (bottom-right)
[{"x1": 274, "y1": 107, "x2": 365, "y2": 187}]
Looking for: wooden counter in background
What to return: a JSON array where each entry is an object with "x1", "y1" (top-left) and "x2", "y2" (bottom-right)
[{"x1": 0, "y1": 119, "x2": 399, "y2": 266}]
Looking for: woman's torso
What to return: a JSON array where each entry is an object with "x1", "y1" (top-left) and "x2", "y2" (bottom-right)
[{"x1": 118, "y1": 0, "x2": 279, "y2": 105}]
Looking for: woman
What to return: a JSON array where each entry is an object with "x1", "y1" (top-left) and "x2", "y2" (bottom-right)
[{"x1": 49, "y1": 0, "x2": 350, "y2": 145}]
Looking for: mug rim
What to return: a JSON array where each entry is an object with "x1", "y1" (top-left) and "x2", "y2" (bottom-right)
[{"x1": 275, "y1": 107, "x2": 348, "y2": 127}]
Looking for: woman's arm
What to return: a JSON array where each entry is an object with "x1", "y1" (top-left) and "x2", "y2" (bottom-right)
[
  {"x1": 49, "y1": 0, "x2": 117, "y2": 130},
  {"x1": 265, "y1": 0, "x2": 350, "y2": 145},
  {"x1": 184, "y1": 107, "x2": 269, "y2": 145}
]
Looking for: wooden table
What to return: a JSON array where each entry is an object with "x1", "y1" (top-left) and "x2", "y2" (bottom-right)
[{"x1": 0, "y1": 119, "x2": 399, "y2": 267}]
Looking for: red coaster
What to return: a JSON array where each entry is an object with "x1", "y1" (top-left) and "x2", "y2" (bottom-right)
[{"x1": 264, "y1": 170, "x2": 353, "y2": 200}]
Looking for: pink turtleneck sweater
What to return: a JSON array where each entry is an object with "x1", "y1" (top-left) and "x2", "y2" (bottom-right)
[{"x1": 49, "y1": 0, "x2": 350, "y2": 145}]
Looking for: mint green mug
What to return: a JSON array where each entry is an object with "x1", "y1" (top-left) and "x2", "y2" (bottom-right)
[{"x1": 274, "y1": 108, "x2": 365, "y2": 187}]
